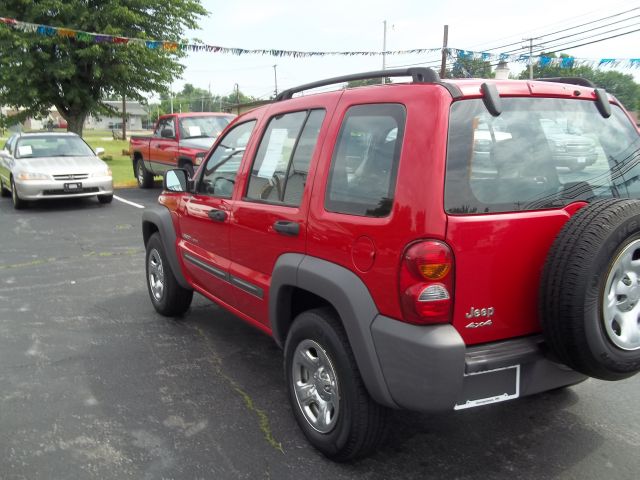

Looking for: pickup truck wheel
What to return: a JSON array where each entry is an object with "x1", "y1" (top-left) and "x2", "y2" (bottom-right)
[
  {"x1": 284, "y1": 308, "x2": 388, "y2": 461},
  {"x1": 136, "y1": 159, "x2": 154, "y2": 189},
  {"x1": 541, "y1": 199, "x2": 640, "y2": 380},
  {"x1": 11, "y1": 177, "x2": 27, "y2": 209},
  {"x1": 180, "y1": 161, "x2": 194, "y2": 178},
  {"x1": 146, "y1": 233, "x2": 193, "y2": 316}
]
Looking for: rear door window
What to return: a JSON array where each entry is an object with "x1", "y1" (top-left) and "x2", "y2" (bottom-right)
[
  {"x1": 325, "y1": 104, "x2": 406, "y2": 217},
  {"x1": 445, "y1": 97, "x2": 640, "y2": 214}
]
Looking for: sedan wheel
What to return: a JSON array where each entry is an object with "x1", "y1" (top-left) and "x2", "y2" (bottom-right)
[{"x1": 10, "y1": 178, "x2": 26, "y2": 209}]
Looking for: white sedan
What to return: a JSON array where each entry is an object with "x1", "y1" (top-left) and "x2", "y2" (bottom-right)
[{"x1": 0, "y1": 132, "x2": 113, "y2": 209}]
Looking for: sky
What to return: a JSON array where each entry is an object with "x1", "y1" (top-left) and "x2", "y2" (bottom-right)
[{"x1": 170, "y1": 0, "x2": 640, "y2": 100}]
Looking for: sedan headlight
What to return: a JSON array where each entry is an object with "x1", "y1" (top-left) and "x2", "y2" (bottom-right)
[
  {"x1": 17, "y1": 171, "x2": 50, "y2": 181},
  {"x1": 91, "y1": 168, "x2": 112, "y2": 178}
]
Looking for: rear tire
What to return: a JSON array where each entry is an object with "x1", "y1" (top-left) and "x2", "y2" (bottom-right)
[
  {"x1": 98, "y1": 194, "x2": 113, "y2": 204},
  {"x1": 284, "y1": 308, "x2": 388, "y2": 461},
  {"x1": 10, "y1": 177, "x2": 26, "y2": 210},
  {"x1": 145, "y1": 233, "x2": 193, "y2": 316},
  {"x1": 136, "y1": 158, "x2": 154, "y2": 189}
]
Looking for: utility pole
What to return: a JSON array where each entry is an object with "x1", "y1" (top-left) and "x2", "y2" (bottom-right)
[
  {"x1": 523, "y1": 37, "x2": 542, "y2": 79},
  {"x1": 170, "y1": 93, "x2": 174, "y2": 114},
  {"x1": 382, "y1": 20, "x2": 387, "y2": 84},
  {"x1": 121, "y1": 95, "x2": 126, "y2": 140},
  {"x1": 273, "y1": 64, "x2": 278, "y2": 97},
  {"x1": 234, "y1": 83, "x2": 240, "y2": 115},
  {"x1": 440, "y1": 25, "x2": 449, "y2": 79}
]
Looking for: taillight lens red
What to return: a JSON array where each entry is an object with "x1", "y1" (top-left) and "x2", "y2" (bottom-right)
[{"x1": 400, "y1": 240, "x2": 454, "y2": 324}]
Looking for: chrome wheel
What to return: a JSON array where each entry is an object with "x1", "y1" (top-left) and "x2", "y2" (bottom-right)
[
  {"x1": 137, "y1": 162, "x2": 146, "y2": 185},
  {"x1": 148, "y1": 248, "x2": 165, "y2": 301},
  {"x1": 603, "y1": 238, "x2": 640, "y2": 351},
  {"x1": 292, "y1": 339, "x2": 340, "y2": 433}
]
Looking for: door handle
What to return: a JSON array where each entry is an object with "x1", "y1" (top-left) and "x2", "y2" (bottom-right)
[
  {"x1": 273, "y1": 220, "x2": 300, "y2": 236},
  {"x1": 208, "y1": 209, "x2": 227, "y2": 222}
]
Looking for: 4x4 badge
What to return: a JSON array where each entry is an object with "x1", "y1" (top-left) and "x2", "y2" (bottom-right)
[
  {"x1": 466, "y1": 319, "x2": 493, "y2": 329},
  {"x1": 465, "y1": 306, "x2": 494, "y2": 328}
]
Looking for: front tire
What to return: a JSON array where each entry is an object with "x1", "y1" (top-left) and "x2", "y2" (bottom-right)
[
  {"x1": 284, "y1": 308, "x2": 388, "y2": 461},
  {"x1": 145, "y1": 233, "x2": 193, "y2": 316},
  {"x1": 98, "y1": 194, "x2": 113, "y2": 204},
  {"x1": 136, "y1": 158, "x2": 154, "y2": 189},
  {"x1": 0, "y1": 177, "x2": 11, "y2": 198},
  {"x1": 10, "y1": 177, "x2": 26, "y2": 209}
]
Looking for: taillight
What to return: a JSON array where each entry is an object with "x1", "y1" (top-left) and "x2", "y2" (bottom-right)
[{"x1": 399, "y1": 240, "x2": 455, "y2": 325}]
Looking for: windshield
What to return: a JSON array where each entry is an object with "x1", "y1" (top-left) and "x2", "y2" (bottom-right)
[
  {"x1": 445, "y1": 97, "x2": 640, "y2": 214},
  {"x1": 179, "y1": 115, "x2": 234, "y2": 139},
  {"x1": 15, "y1": 135, "x2": 95, "y2": 159}
]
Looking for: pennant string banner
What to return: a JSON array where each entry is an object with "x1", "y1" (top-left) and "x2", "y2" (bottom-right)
[{"x1": 1, "y1": 17, "x2": 638, "y2": 68}]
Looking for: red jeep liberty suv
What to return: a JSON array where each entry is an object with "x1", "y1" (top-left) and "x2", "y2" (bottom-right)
[{"x1": 142, "y1": 68, "x2": 640, "y2": 460}]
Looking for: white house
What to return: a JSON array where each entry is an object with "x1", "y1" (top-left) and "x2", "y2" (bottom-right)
[{"x1": 85, "y1": 101, "x2": 148, "y2": 130}]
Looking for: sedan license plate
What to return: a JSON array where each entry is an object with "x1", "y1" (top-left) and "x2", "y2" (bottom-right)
[
  {"x1": 577, "y1": 157, "x2": 587, "y2": 163},
  {"x1": 64, "y1": 182, "x2": 82, "y2": 192},
  {"x1": 454, "y1": 365, "x2": 520, "y2": 410}
]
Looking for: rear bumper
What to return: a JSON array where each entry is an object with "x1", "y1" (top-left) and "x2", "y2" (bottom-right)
[{"x1": 371, "y1": 315, "x2": 586, "y2": 412}]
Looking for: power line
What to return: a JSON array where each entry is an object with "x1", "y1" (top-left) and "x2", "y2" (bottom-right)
[
  {"x1": 500, "y1": 16, "x2": 640, "y2": 55},
  {"x1": 475, "y1": 6, "x2": 640, "y2": 54},
  {"x1": 464, "y1": 2, "x2": 640, "y2": 51}
]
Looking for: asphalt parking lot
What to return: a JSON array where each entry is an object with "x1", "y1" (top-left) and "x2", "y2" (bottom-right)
[{"x1": 1, "y1": 188, "x2": 639, "y2": 480}]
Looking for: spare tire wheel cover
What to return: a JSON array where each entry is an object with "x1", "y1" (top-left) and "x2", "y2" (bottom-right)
[{"x1": 540, "y1": 199, "x2": 640, "y2": 380}]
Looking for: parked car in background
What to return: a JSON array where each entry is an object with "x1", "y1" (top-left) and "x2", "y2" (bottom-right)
[
  {"x1": 129, "y1": 112, "x2": 235, "y2": 188},
  {"x1": 540, "y1": 118, "x2": 599, "y2": 171},
  {"x1": 0, "y1": 132, "x2": 113, "y2": 209}
]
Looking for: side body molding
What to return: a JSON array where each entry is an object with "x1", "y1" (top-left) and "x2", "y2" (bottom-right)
[
  {"x1": 269, "y1": 253, "x2": 398, "y2": 408},
  {"x1": 142, "y1": 206, "x2": 191, "y2": 290}
]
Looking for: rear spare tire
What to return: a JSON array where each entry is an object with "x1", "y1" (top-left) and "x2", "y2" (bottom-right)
[{"x1": 541, "y1": 199, "x2": 640, "y2": 380}]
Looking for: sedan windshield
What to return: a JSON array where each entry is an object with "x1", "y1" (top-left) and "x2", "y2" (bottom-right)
[
  {"x1": 179, "y1": 115, "x2": 234, "y2": 139},
  {"x1": 15, "y1": 136, "x2": 95, "y2": 159}
]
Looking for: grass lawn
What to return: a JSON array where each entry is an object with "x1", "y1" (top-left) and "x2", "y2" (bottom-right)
[
  {"x1": 82, "y1": 130, "x2": 138, "y2": 188},
  {"x1": 1, "y1": 129, "x2": 141, "y2": 188}
]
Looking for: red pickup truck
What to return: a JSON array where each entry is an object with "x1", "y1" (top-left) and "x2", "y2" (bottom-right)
[{"x1": 130, "y1": 112, "x2": 235, "y2": 188}]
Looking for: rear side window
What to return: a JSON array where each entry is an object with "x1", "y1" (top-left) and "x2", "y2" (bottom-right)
[
  {"x1": 246, "y1": 109, "x2": 325, "y2": 206},
  {"x1": 325, "y1": 104, "x2": 405, "y2": 217},
  {"x1": 445, "y1": 98, "x2": 640, "y2": 214}
]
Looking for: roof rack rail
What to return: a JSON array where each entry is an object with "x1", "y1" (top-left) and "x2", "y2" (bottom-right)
[
  {"x1": 535, "y1": 77, "x2": 596, "y2": 88},
  {"x1": 275, "y1": 67, "x2": 441, "y2": 101}
]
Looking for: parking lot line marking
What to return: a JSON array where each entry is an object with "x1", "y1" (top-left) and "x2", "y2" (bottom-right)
[{"x1": 113, "y1": 195, "x2": 145, "y2": 209}]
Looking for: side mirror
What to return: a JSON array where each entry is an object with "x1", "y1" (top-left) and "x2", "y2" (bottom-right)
[
  {"x1": 161, "y1": 128, "x2": 175, "y2": 139},
  {"x1": 95, "y1": 147, "x2": 105, "y2": 157},
  {"x1": 164, "y1": 169, "x2": 192, "y2": 192}
]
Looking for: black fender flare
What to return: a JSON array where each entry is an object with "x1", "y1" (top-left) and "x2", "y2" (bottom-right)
[
  {"x1": 270, "y1": 253, "x2": 397, "y2": 408},
  {"x1": 142, "y1": 206, "x2": 191, "y2": 290}
]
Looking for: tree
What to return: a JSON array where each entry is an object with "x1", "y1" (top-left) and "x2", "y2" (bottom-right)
[
  {"x1": 347, "y1": 78, "x2": 391, "y2": 88},
  {"x1": 449, "y1": 57, "x2": 494, "y2": 79},
  {"x1": 0, "y1": 1, "x2": 207, "y2": 135},
  {"x1": 518, "y1": 52, "x2": 640, "y2": 111}
]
